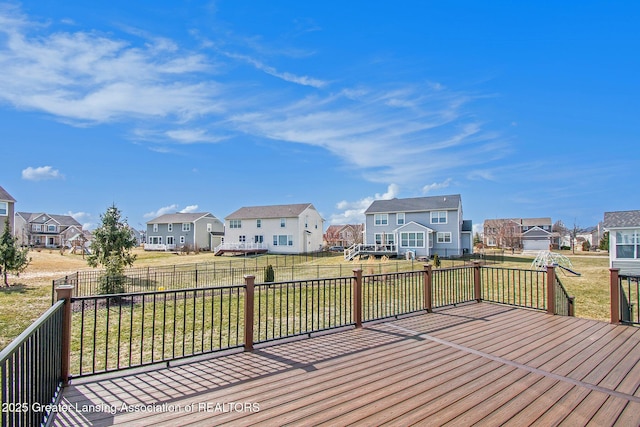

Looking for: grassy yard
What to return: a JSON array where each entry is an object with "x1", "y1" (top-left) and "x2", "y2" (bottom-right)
[{"x1": 0, "y1": 248, "x2": 615, "y2": 351}]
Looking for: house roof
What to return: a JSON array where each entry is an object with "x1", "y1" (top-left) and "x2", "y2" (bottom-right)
[
  {"x1": 364, "y1": 195, "x2": 461, "y2": 214},
  {"x1": 604, "y1": 210, "x2": 640, "y2": 228},
  {"x1": 483, "y1": 217, "x2": 551, "y2": 227},
  {"x1": 17, "y1": 212, "x2": 81, "y2": 227},
  {"x1": 147, "y1": 212, "x2": 215, "y2": 224},
  {"x1": 226, "y1": 203, "x2": 316, "y2": 220},
  {"x1": 0, "y1": 185, "x2": 16, "y2": 202}
]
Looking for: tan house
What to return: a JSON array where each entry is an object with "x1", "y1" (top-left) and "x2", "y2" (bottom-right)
[
  {"x1": 324, "y1": 224, "x2": 364, "y2": 248},
  {"x1": 14, "y1": 212, "x2": 83, "y2": 248}
]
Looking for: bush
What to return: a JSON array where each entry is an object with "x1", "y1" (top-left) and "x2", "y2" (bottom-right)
[
  {"x1": 264, "y1": 264, "x2": 275, "y2": 282},
  {"x1": 432, "y1": 253, "x2": 441, "y2": 268},
  {"x1": 98, "y1": 274, "x2": 126, "y2": 295}
]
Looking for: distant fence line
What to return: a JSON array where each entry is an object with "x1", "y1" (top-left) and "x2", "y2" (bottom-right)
[{"x1": 52, "y1": 252, "x2": 505, "y2": 299}]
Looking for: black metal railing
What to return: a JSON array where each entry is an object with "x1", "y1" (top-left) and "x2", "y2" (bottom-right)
[
  {"x1": 362, "y1": 271, "x2": 423, "y2": 321},
  {"x1": 70, "y1": 285, "x2": 243, "y2": 377},
  {"x1": 554, "y1": 275, "x2": 575, "y2": 316},
  {"x1": 432, "y1": 266, "x2": 475, "y2": 308},
  {"x1": 0, "y1": 300, "x2": 65, "y2": 427},
  {"x1": 480, "y1": 266, "x2": 547, "y2": 311},
  {"x1": 254, "y1": 277, "x2": 353, "y2": 343},
  {"x1": 619, "y1": 275, "x2": 640, "y2": 325}
]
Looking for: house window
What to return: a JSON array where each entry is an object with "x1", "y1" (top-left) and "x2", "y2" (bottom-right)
[
  {"x1": 206, "y1": 223, "x2": 212, "y2": 232},
  {"x1": 0, "y1": 202, "x2": 7, "y2": 216},
  {"x1": 254, "y1": 235, "x2": 263, "y2": 243},
  {"x1": 256, "y1": 219, "x2": 261, "y2": 228},
  {"x1": 437, "y1": 232, "x2": 452, "y2": 243},
  {"x1": 182, "y1": 223, "x2": 191, "y2": 232},
  {"x1": 153, "y1": 224, "x2": 158, "y2": 232},
  {"x1": 397, "y1": 213, "x2": 405, "y2": 225},
  {"x1": 273, "y1": 235, "x2": 293, "y2": 246},
  {"x1": 616, "y1": 230, "x2": 640, "y2": 259},
  {"x1": 400, "y1": 232, "x2": 424, "y2": 247},
  {"x1": 180, "y1": 236, "x2": 185, "y2": 244},
  {"x1": 239, "y1": 235, "x2": 246, "y2": 243},
  {"x1": 374, "y1": 214, "x2": 388, "y2": 226},
  {"x1": 33, "y1": 224, "x2": 42, "y2": 232},
  {"x1": 149, "y1": 236, "x2": 162, "y2": 245},
  {"x1": 167, "y1": 236, "x2": 175, "y2": 245},
  {"x1": 168, "y1": 224, "x2": 173, "y2": 232},
  {"x1": 305, "y1": 216, "x2": 308, "y2": 229},
  {"x1": 431, "y1": 211, "x2": 447, "y2": 224},
  {"x1": 374, "y1": 233, "x2": 395, "y2": 245},
  {"x1": 280, "y1": 218, "x2": 286, "y2": 228},
  {"x1": 229, "y1": 220, "x2": 241, "y2": 229}
]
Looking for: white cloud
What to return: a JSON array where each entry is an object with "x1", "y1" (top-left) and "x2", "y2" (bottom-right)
[
  {"x1": 330, "y1": 184, "x2": 399, "y2": 225},
  {"x1": 67, "y1": 211, "x2": 91, "y2": 222},
  {"x1": 21, "y1": 166, "x2": 63, "y2": 181},
  {"x1": 165, "y1": 129, "x2": 227, "y2": 144},
  {"x1": 179, "y1": 205, "x2": 199, "y2": 213},
  {"x1": 422, "y1": 178, "x2": 452, "y2": 194},
  {"x1": 143, "y1": 204, "x2": 179, "y2": 219}
]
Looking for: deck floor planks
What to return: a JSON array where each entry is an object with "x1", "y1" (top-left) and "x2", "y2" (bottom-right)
[{"x1": 50, "y1": 303, "x2": 640, "y2": 427}]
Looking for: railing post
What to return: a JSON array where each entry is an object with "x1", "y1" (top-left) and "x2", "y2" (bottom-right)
[
  {"x1": 423, "y1": 264, "x2": 433, "y2": 312},
  {"x1": 610, "y1": 268, "x2": 620, "y2": 324},
  {"x1": 244, "y1": 275, "x2": 255, "y2": 351},
  {"x1": 55, "y1": 284, "x2": 74, "y2": 387},
  {"x1": 546, "y1": 265, "x2": 556, "y2": 315},
  {"x1": 473, "y1": 261, "x2": 482, "y2": 302},
  {"x1": 353, "y1": 269, "x2": 363, "y2": 328}
]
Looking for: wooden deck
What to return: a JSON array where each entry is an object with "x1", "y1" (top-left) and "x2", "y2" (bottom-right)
[{"x1": 51, "y1": 303, "x2": 640, "y2": 426}]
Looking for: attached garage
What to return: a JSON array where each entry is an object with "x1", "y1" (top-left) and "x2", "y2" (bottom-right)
[{"x1": 522, "y1": 227, "x2": 552, "y2": 252}]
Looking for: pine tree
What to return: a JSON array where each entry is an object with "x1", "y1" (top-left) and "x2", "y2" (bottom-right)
[
  {"x1": 264, "y1": 264, "x2": 275, "y2": 283},
  {"x1": 0, "y1": 218, "x2": 30, "y2": 286},
  {"x1": 87, "y1": 205, "x2": 137, "y2": 295}
]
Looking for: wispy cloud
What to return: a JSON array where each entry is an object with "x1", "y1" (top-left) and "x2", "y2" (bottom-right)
[
  {"x1": 422, "y1": 178, "x2": 452, "y2": 194},
  {"x1": 144, "y1": 204, "x2": 179, "y2": 219},
  {"x1": 21, "y1": 166, "x2": 64, "y2": 181},
  {"x1": 179, "y1": 205, "x2": 199, "y2": 213},
  {"x1": 330, "y1": 184, "x2": 400, "y2": 224}
]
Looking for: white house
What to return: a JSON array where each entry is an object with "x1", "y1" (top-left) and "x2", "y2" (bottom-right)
[
  {"x1": 604, "y1": 210, "x2": 640, "y2": 275},
  {"x1": 146, "y1": 212, "x2": 224, "y2": 251},
  {"x1": 220, "y1": 203, "x2": 325, "y2": 254}
]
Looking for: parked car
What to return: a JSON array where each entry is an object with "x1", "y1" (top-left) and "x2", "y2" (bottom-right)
[{"x1": 329, "y1": 246, "x2": 345, "y2": 252}]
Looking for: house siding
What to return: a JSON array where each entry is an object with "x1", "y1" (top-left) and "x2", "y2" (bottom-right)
[{"x1": 146, "y1": 213, "x2": 223, "y2": 251}]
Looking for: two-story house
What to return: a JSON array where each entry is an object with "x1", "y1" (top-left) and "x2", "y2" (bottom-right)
[
  {"x1": 483, "y1": 217, "x2": 554, "y2": 251},
  {"x1": 145, "y1": 212, "x2": 224, "y2": 251},
  {"x1": 324, "y1": 224, "x2": 364, "y2": 249},
  {"x1": 355, "y1": 194, "x2": 472, "y2": 260},
  {"x1": 14, "y1": 212, "x2": 83, "y2": 248},
  {"x1": 604, "y1": 210, "x2": 640, "y2": 275},
  {"x1": 220, "y1": 203, "x2": 325, "y2": 255},
  {"x1": 0, "y1": 185, "x2": 16, "y2": 235}
]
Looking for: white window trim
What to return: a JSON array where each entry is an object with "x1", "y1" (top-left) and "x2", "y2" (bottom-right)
[
  {"x1": 437, "y1": 232, "x2": 452, "y2": 243},
  {"x1": 229, "y1": 220, "x2": 241, "y2": 229},
  {"x1": 400, "y1": 231, "x2": 425, "y2": 248},
  {"x1": 374, "y1": 213, "x2": 389, "y2": 226},
  {"x1": 0, "y1": 201, "x2": 7, "y2": 216},
  {"x1": 256, "y1": 219, "x2": 261, "y2": 228},
  {"x1": 168, "y1": 224, "x2": 173, "y2": 232},
  {"x1": 180, "y1": 236, "x2": 185, "y2": 244},
  {"x1": 431, "y1": 211, "x2": 448, "y2": 224},
  {"x1": 397, "y1": 213, "x2": 405, "y2": 225},
  {"x1": 280, "y1": 218, "x2": 286, "y2": 228},
  {"x1": 153, "y1": 224, "x2": 158, "y2": 232},
  {"x1": 166, "y1": 236, "x2": 175, "y2": 245},
  {"x1": 182, "y1": 223, "x2": 191, "y2": 232}
]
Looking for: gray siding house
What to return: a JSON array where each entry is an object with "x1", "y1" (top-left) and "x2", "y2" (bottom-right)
[
  {"x1": 355, "y1": 194, "x2": 472, "y2": 260},
  {"x1": 0, "y1": 185, "x2": 16, "y2": 235},
  {"x1": 604, "y1": 210, "x2": 640, "y2": 275},
  {"x1": 14, "y1": 212, "x2": 83, "y2": 248},
  {"x1": 146, "y1": 212, "x2": 224, "y2": 252}
]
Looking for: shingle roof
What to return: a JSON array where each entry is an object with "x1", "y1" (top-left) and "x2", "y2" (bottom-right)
[
  {"x1": 147, "y1": 213, "x2": 214, "y2": 224},
  {"x1": 364, "y1": 195, "x2": 461, "y2": 214},
  {"x1": 226, "y1": 203, "x2": 315, "y2": 220},
  {"x1": 17, "y1": 212, "x2": 81, "y2": 227},
  {"x1": 0, "y1": 185, "x2": 16, "y2": 202},
  {"x1": 603, "y1": 210, "x2": 640, "y2": 228}
]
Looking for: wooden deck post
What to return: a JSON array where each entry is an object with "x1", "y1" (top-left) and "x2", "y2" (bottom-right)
[
  {"x1": 55, "y1": 284, "x2": 74, "y2": 386},
  {"x1": 244, "y1": 275, "x2": 255, "y2": 351},
  {"x1": 353, "y1": 269, "x2": 363, "y2": 328},
  {"x1": 423, "y1": 264, "x2": 433, "y2": 312},
  {"x1": 473, "y1": 261, "x2": 482, "y2": 303},
  {"x1": 546, "y1": 265, "x2": 556, "y2": 315},
  {"x1": 610, "y1": 268, "x2": 620, "y2": 324}
]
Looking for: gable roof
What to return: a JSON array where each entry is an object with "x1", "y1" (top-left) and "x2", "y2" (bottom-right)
[
  {"x1": 0, "y1": 185, "x2": 16, "y2": 202},
  {"x1": 364, "y1": 195, "x2": 461, "y2": 214},
  {"x1": 147, "y1": 212, "x2": 215, "y2": 224},
  {"x1": 17, "y1": 212, "x2": 81, "y2": 227},
  {"x1": 394, "y1": 221, "x2": 435, "y2": 233},
  {"x1": 604, "y1": 210, "x2": 640, "y2": 228},
  {"x1": 226, "y1": 203, "x2": 316, "y2": 220}
]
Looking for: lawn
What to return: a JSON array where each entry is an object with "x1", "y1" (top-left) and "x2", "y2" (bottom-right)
[{"x1": 0, "y1": 248, "x2": 616, "y2": 351}]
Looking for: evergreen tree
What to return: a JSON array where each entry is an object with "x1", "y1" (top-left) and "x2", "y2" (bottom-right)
[
  {"x1": 600, "y1": 231, "x2": 609, "y2": 251},
  {"x1": 0, "y1": 218, "x2": 30, "y2": 286},
  {"x1": 87, "y1": 205, "x2": 137, "y2": 294},
  {"x1": 264, "y1": 264, "x2": 275, "y2": 282}
]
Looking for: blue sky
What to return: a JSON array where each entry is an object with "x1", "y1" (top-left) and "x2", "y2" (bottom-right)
[{"x1": 1, "y1": 1, "x2": 638, "y2": 233}]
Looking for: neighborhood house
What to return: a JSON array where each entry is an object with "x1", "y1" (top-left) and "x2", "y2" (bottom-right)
[
  {"x1": 350, "y1": 194, "x2": 472, "y2": 260},
  {"x1": 145, "y1": 212, "x2": 224, "y2": 252},
  {"x1": 14, "y1": 212, "x2": 83, "y2": 248},
  {"x1": 483, "y1": 217, "x2": 555, "y2": 251},
  {"x1": 220, "y1": 203, "x2": 325, "y2": 254},
  {"x1": 0, "y1": 185, "x2": 16, "y2": 234},
  {"x1": 604, "y1": 210, "x2": 640, "y2": 275}
]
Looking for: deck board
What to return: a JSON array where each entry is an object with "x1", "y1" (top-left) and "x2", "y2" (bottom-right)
[{"x1": 52, "y1": 302, "x2": 640, "y2": 426}]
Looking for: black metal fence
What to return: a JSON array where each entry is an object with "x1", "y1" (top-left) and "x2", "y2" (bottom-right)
[
  {"x1": 0, "y1": 300, "x2": 65, "y2": 427},
  {"x1": 432, "y1": 266, "x2": 475, "y2": 308},
  {"x1": 619, "y1": 274, "x2": 640, "y2": 325},
  {"x1": 480, "y1": 266, "x2": 547, "y2": 311},
  {"x1": 362, "y1": 270, "x2": 424, "y2": 321}
]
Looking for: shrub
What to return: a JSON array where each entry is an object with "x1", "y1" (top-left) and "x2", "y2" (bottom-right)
[
  {"x1": 433, "y1": 253, "x2": 441, "y2": 268},
  {"x1": 264, "y1": 264, "x2": 275, "y2": 282}
]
